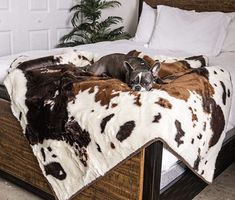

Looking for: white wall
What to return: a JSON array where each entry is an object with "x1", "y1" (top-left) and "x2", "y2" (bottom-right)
[
  {"x1": 0, "y1": 0, "x2": 73, "y2": 56},
  {"x1": 101, "y1": 0, "x2": 139, "y2": 35},
  {"x1": 0, "y1": 0, "x2": 139, "y2": 56}
]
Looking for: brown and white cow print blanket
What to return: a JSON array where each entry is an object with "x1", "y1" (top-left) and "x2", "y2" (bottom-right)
[{"x1": 4, "y1": 50, "x2": 232, "y2": 200}]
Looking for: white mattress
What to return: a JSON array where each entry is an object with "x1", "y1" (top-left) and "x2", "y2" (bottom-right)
[{"x1": 0, "y1": 39, "x2": 234, "y2": 189}]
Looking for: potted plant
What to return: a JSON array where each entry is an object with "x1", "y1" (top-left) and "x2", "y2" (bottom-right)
[{"x1": 57, "y1": 0, "x2": 131, "y2": 47}]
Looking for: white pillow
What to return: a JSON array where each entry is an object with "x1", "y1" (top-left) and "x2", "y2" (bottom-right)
[
  {"x1": 222, "y1": 12, "x2": 235, "y2": 52},
  {"x1": 149, "y1": 5, "x2": 231, "y2": 56},
  {"x1": 133, "y1": 2, "x2": 156, "y2": 43}
]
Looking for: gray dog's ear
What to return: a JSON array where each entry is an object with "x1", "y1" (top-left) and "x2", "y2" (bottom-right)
[
  {"x1": 124, "y1": 61, "x2": 134, "y2": 72},
  {"x1": 151, "y1": 61, "x2": 161, "y2": 76}
]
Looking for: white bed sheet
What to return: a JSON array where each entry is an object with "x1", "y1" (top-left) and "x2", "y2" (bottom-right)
[
  {"x1": 0, "y1": 39, "x2": 198, "y2": 84},
  {"x1": 0, "y1": 39, "x2": 234, "y2": 185}
]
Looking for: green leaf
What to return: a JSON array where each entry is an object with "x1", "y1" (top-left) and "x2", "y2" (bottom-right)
[
  {"x1": 98, "y1": 1, "x2": 121, "y2": 9},
  {"x1": 70, "y1": 4, "x2": 81, "y2": 12},
  {"x1": 59, "y1": 29, "x2": 78, "y2": 43},
  {"x1": 57, "y1": 0, "x2": 130, "y2": 47}
]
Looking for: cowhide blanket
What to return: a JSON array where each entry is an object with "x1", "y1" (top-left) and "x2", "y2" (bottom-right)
[{"x1": 4, "y1": 50, "x2": 232, "y2": 200}]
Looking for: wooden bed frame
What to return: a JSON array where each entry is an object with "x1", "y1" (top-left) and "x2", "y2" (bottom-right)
[{"x1": 0, "y1": 1, "x2": 235, "y2": 199}]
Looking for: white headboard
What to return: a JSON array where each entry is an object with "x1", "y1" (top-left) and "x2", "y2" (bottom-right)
[{"x1": 0, "y1": 0, "x2": 72, "y2": 57}]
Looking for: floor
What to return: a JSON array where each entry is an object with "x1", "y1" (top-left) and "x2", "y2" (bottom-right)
[
  {"x1": 193, "y1": 162, "x2": 235, "y2": 200},
  {"x1": 0, "y1": 163, "x2": 234, "y2": 200}
]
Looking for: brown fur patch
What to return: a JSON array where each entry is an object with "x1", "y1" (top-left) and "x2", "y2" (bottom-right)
[
  {"x1": 153, "y1": 69, "x2": 214, "y2": 113},
  {"x1": 116, "y1": 121, "x2": 135, "y2": 142},
  {"x1": 203, "y1": 122, "x2": 207, "y2": 131},
  {"x1": 72, "y1": 79, "x2": 130, "y2": 109},
  {"x1": 100, "y1": 114, "x2": 115, "y2": 133},
  {"x1": 110, "y1": 142, "x2": 115, "y2": 149},
  {"x1": 111, "y1": 103, "x2": 118, "y2": 108},
  {"x1": 44, "y1": 162, "x2": 67, "y2": 180},
  {"x1": 175, "y1": 120, "x2": 185, "y2": 147},
  {"x1": 96, "y1": 143, "x2": 102, "y2": 152},
  {"x1": 209, "y1": 100, "x2": 225, "y2": 148},
  {"x1": 158, "y1": 61, "x2": 191, "y2": 78},
  {"x1": 189, "y1": 107, "x2": 198, "y2": 122},
  {"x1": 153, "y1": 113, "x2": 162, "y2": 123},
  {"x1": 194, "y1": 148, "x2": 201, "y2": 171},
  {"x1": 220, "y1": 81, "x2": 227, "y2": 105},
  {"x1": 197, "y1": 133, "x2": 202, "y2": 140},
  {"x1": 133, "y1": 93, "x2": 142, "y2": 106},
  {"x1": 155, "y1": 98, "x2": 172, "y2": 109}
]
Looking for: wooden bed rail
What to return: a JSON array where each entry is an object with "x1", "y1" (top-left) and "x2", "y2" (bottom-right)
[{"x1": 140, "y1": 0, "x2": 235, "y2": 12}]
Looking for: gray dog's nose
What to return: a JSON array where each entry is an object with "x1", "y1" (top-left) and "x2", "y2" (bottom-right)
[{"x1": 134, "y1": 85, "x2": 141, "y2": 91}]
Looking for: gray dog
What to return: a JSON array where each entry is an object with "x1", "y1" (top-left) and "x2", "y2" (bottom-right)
[{"x1": 87, "y1": 53, "x2": 160, "y2": 91}]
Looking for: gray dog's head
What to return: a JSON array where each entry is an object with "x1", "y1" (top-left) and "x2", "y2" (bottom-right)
[{"x1": 124, "y1": 57, "x2": 160, "y2": 91}]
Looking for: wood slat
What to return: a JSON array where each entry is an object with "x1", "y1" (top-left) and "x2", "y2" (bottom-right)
[
  {"x1": 144, "y1": 0, "x2": 235, "y2": 12},
  {"x1": 0, "y1": 99, "x2": 52, "y2": 194},
  {"x1": 0, "y1": 99, "x2": 145, "y2": 200}
]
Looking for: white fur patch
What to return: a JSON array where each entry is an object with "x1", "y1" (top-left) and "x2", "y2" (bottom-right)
[{"x1": 4, "y1": 51, "x2": 232, "y2": 200}]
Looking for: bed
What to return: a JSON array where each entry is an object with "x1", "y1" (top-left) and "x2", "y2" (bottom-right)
[{"x1": 0, "y1": 0, "x2": 235, "y2": 200}]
